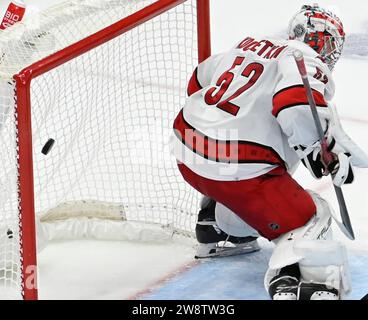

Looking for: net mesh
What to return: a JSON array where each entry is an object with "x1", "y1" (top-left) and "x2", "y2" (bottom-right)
[{"x1": 0, "y1": 0, "x2": 200, "y2": 298}]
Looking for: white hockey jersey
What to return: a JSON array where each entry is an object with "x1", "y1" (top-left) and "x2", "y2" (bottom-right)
[{"x1": 171, "y1": 37, "x2": 335, "y2": 181}]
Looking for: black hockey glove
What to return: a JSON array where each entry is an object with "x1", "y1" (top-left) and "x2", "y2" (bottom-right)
[{"x1": 296, "y1": 138, "x2": 354, "y2": 186}]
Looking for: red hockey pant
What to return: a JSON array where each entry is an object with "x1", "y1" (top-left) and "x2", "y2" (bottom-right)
[{"x1": 178, "y1": 163, "x2": 316, "y2": 240}]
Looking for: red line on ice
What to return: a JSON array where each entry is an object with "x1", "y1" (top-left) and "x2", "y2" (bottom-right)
[{"x1": 127, "y1": 259, "x2": 200, "y2": 300}]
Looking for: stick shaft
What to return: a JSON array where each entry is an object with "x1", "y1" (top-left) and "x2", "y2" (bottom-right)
[{"x1": 293, "y1": 50, "x2": 355, "y2": 240}]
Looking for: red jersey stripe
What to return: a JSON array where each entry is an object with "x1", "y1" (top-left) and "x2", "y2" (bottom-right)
[
  {"x1": 173, "y1": 109, "x2": 284, "y2": 165},
  {"x1": 187, "y1": 68, "x2": 202, "y2": 97},
  {"x1": 272, "y1": 85, "x2": 328, "y2": 117}
]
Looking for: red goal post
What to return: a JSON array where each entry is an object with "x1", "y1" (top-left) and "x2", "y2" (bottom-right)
[{"x1": 2, "y1": 0, "x2": 211, "y2": 300}]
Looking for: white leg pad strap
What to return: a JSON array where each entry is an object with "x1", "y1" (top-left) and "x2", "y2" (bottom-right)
[{"x1": 295, "y1": 239, "x2": 351, "y2": 296}]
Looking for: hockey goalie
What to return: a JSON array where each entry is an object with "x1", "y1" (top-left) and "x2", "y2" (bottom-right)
[{"x1": 171, "y1": 4, "x2": 368, "y2": 300}]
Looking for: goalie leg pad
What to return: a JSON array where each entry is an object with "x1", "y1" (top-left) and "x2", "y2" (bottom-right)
[
  {"x1": 294, "y1": 239, "x2": 351, "y2": 296},
  {"x1": 265, "y1": 192, "x2": 351, "y2": 298},
  {"x1": 266, "y1": 191, "x2": 333, "y2": 273}
]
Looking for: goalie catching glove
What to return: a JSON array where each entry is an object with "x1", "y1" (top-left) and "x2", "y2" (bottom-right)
[{"x1": 295, "y1": 105, "x2": 368, "y2": 187}]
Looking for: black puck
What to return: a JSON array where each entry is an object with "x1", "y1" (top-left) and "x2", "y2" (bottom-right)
[
  {"x1": 42, "y1": 138, "x2": 55, "y2": 155},
  {"x1": 7, "y1": 229, "x2": 13, "y2": 239}
]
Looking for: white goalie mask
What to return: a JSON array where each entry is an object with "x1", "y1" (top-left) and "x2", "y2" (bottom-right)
[{"x1": 288, "y1": 4, "x2": 345, "y2": 70}]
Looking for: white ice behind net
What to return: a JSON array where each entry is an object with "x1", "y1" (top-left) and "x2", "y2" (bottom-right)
[{"x1": 0, "y1": 0, "x2": 200, "y2": 297}]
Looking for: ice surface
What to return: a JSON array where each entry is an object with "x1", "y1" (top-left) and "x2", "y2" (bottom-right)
[
  {"x1": 142, "y1": 244, "x2": 368, "y2": 300},
  {"x1": 142, "y1": 248, "x2": 368, "y2": 300},
  {"x1": 37, "y1": 239, "x2": 196, "y2": 300},
  {"x1": 0, "y1": 0, "x2": 367, "y2": 299}
]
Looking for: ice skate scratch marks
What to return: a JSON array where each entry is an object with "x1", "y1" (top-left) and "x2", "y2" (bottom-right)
[{"x1": 127, "y1": 260, "x2": 200, "y2": 300}]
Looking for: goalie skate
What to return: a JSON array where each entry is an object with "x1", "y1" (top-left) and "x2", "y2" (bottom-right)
[
  {"x1": 195, "y1": 237, "x2": 260, "y2": 259},
  {"x1": 195, "y1": 197, "x2": 260, "y2": 258},
  {"x1": 268, "y1": 264, "x2": 340, "y2": 300}
]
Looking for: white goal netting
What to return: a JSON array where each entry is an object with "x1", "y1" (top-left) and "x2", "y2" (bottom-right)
[{"x1": 0, "y1": 0, "x2": 201, "y2": 298}]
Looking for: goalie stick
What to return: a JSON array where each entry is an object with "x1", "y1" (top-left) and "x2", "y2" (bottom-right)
[{"x1": 293, "y1": 50, "x2": 355, "y2": 240}]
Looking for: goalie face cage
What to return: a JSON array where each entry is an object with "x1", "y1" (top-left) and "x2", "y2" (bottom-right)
[{"x1": 0, "y1": 0, "x2": 210, "y2": 300}]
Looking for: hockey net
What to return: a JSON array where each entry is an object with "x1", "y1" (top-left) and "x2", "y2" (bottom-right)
[{"x1": 0, "y1": 0, "x2": 209, "y2": 299}]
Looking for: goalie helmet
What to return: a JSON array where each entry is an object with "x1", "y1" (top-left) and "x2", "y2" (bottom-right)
[{"x1": 288, "y1": 4, "x2": 345, "y2": 70}]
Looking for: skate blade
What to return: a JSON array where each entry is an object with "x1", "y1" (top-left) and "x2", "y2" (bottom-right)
[{"x1": 195, "y1": 241, "x2": 261, "y2": 259}]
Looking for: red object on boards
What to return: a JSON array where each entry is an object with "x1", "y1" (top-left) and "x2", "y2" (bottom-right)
[{"x1": 0, "y1": 1, "x2": 26, "y2": 30}]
